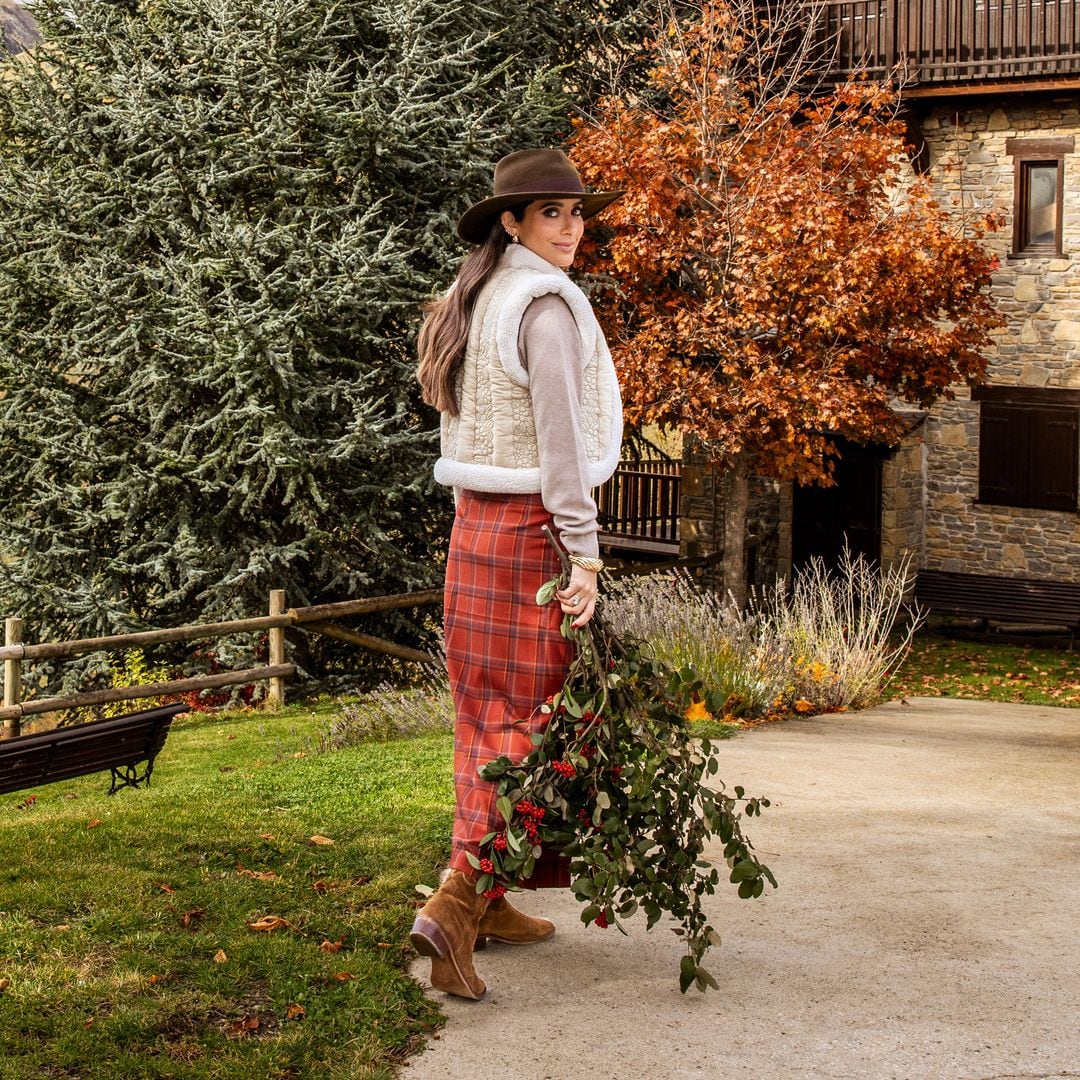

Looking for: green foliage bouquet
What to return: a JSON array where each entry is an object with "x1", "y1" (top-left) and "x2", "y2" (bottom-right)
[{"x1": 471, "y1": 530, "x2": 776, "y2": 993}]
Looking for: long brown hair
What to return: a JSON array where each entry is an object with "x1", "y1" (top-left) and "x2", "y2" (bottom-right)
[{"x1": 417, "y1": 211, "x2": 524, "y2": 416}]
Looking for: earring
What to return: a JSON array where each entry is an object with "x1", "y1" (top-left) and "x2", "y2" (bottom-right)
[{"x1": 510, "y1": 233, "x2": 520, "y2": 244}]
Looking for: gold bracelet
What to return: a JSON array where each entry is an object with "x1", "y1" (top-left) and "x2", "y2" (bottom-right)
[{"x1": 569, "y1": 554, "x2": 605, "y2": 573}]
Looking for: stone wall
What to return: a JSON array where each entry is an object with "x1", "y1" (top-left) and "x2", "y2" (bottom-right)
[
  {"x1": 921, "y1": 99, "x2": 1080, "y2": 388},
  {"x1": 879, "y1": 415, "x2": 927, "y2": 572},
  {"x1": 679, "y1": 441, "x2": 781, "y2": 588},
  {"x1": 899, "y1": 96, "x2": 1080, "y2": 582}
]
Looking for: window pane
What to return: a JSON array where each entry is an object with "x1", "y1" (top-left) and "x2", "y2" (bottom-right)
[{"x1": 1025, "y1": 163, "x2": 1058, "y2": 248}]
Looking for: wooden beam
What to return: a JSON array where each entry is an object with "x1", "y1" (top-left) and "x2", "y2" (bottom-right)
[
  {"x1": 289, "y1": 588, "x2": 443, "y2": 624},
  {"x1": 268, "y1": 590, "x2": 286, "y2": 709},
  {"x1": 904, "y1": 76, "x2": 1080, "y2": 98},
  {"x1": 972, "y1": 385, "x2": 1080, "y2": 406},
  {"x1": 2, "y1": 617, "x2": 22, "y2": 739},
  {"x1": 0, "y1": 664, "x2": 295, "y2": 723},
  {"x1": 0, "y1": 614, "x2": 293, "y2": 663},
  {"x1": 301, "y1": 620, "x2": 432, "y2": 665}
]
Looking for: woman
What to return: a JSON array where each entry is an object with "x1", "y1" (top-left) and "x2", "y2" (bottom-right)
[{"x1": 412, "y1": 149, "x2": 623, "y2": 1000}]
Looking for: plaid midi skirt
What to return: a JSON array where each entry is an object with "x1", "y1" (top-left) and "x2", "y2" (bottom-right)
[{"x1": 444, "y1": 490, "x2": 573, "y2": 889}]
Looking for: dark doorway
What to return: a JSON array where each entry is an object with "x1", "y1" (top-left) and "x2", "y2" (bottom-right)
[{"x1": 791, "y1": 440, "x2": 885, "y2": 573}]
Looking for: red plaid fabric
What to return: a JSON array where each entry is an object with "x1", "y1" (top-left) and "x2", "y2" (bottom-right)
[{"x1": 444, "y1": 490, "x2": 573, "y2": 889}]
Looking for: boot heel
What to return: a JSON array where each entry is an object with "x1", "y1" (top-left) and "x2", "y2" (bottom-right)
[
  {"x1": 410, "y1": 915, "x2": 449, "y2": 960},
  {"x1": 473, "y1": 935, "x2": 489, "y2": 951}
]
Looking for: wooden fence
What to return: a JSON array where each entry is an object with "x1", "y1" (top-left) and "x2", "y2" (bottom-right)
[
  {"x1": 596, "y1": 460, "x2": 682, "y2": 555},
  {"x1": 0, "y1": 587, "x2": 442, "y2": 739},
  {"x1": 820, "y1": 0, "x2": 1080, "y2": 83}
]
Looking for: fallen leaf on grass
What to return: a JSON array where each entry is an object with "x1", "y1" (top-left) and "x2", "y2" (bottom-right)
[
  {"x1": 147, "y1": 975, "x2": 160, "y2": 985},
  {"x1": 180, "y1": 908, "x2": 205, "y2": 928},
  {"x1": 309, "y1": 835, "x2": 334, "y2": 846},
  {"x1": 0, "y1": 979, "x2": 9, "y2": 994},
  {"x1": 156, "y1": 883, "x2": 176, "y2": 895},
  {"x1": 228, "y1": 1014, "x2": 260, "y2": 1038},
  {"x1": 312, "y1": 880, "x2": 332, "y2": 894},
  {"x1": 248, "y1": 915, "x2": 292, "y2": 933},
  {"x1": 17, "y1": 795, "x2": 36, "y2": 811},
  {"x1": 54, "y1": 925, "x2": 71, "y2": 932},
  {"x1": 332, "y1": 972, "x2": 354, "y2": 981},
  {"x1": 376, "y1": 943, "x2": 392, "y2": 949},
  {"x1": 87, "y1": 818, "x2": 103, "y2": 829},
  {"x1": 319, "y1": 938, "x2": 344, "y2": 954},
  {"x1": 236, "y1": 865, "x2": 279, "y2": 882},
  {"x1": 286, "y1": 1003, "x2": 306, "y2": 1020},
  {"x1": 213, "y1": 949, "x2": 228, "y2": 964},
  {"x1": 258, "y1": 833, "x2": 275, "y2": 841}
]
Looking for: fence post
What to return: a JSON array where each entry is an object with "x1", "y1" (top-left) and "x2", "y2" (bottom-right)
[
  {"x1": 268, "y1": 591, "x2": 286, "y2": 709},
  {"x1": 3, "y1": 616, "x2": 23, "y2": 739}
]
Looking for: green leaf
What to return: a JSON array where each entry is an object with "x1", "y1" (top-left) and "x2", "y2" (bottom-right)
[
  {"x1": 730, "y1": 859, "x2": 758, "y2": 883},
  {"x1": 679, "y1": 955, "x2": 696, "y2": 994},
  {"x1": 496, "y1": 796, "x2": 513, "y2": 826},
  {"x1": 536, "y1": 577, "x2": 559, "y2": 606},
  {"x1": 572, "y1": 878, "x2": 597, "y2": 899},
  {"x1": 465, "y1": 852, "x2": 482, "y2": 870}
]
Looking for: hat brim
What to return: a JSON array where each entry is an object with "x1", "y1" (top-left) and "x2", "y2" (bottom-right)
[{"x1": 456, "y1": 189, "x2": 625, "y2": 245}]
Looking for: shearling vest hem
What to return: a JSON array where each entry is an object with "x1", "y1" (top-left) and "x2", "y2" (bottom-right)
[
  {"x1": 435, "y1": 417, "x2": 622, "y2": 493},
  {"x1": 437, "y1": 245, "x2": 622, "y2": 495}
]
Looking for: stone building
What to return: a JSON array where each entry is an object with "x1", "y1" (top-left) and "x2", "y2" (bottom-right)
[
  {"x1": 787, "y1": 4, "x2": 1080, "y2": 588},
  {"x1": 599, "y1": 2, "x2": 1080, "y2": 596}
]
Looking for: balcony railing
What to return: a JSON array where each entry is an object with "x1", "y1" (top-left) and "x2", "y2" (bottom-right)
[
  {"x1": 820, "y1": 0, "x2": 1080, "y2": 85},
  {"x1": 595, "y1": 460, "x2": 681, "y2": 555}
]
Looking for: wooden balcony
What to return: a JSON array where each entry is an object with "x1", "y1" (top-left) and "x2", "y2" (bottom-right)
[
  {"x1": 595, "y1": 460, "x2": 681, "y2": 555},
  {"x1": 819, "y1": 0, "x2": 1080, "y2": 93}
]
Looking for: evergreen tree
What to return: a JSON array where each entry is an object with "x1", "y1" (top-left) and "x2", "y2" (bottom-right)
[{"x1": 0, "y1": 0, "x2": 640, "y2": 681}]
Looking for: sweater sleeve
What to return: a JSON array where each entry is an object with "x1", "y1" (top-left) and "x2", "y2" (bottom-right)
[{"x1": 518, "y1": 293, "x2": 600, "y2": 559}]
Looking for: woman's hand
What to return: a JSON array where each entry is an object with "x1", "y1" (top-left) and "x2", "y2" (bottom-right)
[{"x1": 556, "y1": 566, "x2": 598, "y2": 629}]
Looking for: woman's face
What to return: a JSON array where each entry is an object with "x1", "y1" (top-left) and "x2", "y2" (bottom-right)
[{"x1": 501, "y1": 199, "x2": 584, "y2": 268}]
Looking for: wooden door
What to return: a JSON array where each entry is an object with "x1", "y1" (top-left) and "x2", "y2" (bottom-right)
[{"x1": 791, "y1": 441, "x2": 884, "y2": 573}]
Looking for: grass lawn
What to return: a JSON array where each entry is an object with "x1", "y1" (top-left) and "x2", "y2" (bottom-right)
[
  {"x1": 1, "y1": 630, "x2": 1075, "y2": 1079},
  {"x1": 885, "y1": 630, "x2": 1080, "y2": 707},
  {"x1": 0, "y1": 700, "x2": 455, "y2": 1079}
]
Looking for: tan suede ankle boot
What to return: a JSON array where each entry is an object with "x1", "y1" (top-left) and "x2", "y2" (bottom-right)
[
  {"x1": 475, "y1": 896, "x2": 555, "y2": 947},
  {"x1": 410, "y1": 870, "x2": 490, "y2": 1000}
]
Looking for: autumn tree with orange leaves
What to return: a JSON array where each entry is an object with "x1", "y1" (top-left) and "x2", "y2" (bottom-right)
[{"x1": 570, "y1": 0, "x2": 1002, "y2": 602}]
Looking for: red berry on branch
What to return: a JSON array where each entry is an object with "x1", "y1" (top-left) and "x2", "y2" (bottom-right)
[
  {"x1": 479, "y1": 858, "x2": 494, "y2": 874},
  {"x1": 595, "y1": 912, "x2": 609, "y2": 929}
]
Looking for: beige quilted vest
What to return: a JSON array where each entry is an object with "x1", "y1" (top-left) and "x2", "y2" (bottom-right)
[{"x1": 435, "y1": 245, "x2": 622, "y2": 494}]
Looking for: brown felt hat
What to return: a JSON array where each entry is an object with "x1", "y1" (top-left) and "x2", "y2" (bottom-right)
[{"x1": 456, "y1": 148, "x2": 624, "y2": 245}]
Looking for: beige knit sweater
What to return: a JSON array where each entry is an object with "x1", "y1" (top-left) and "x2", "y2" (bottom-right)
[{"x1": 435, "y1": 245, "x2": 623, "y2": 557}]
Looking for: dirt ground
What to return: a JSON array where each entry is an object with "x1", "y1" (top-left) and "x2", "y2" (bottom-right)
[{"x1": 405, "y1": 696, "x2": 1080, "y2": 1080}]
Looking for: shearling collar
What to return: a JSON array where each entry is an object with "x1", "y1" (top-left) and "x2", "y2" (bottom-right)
[{"x1": 500, "y1": 243, "x2": 571, "y2": 277}]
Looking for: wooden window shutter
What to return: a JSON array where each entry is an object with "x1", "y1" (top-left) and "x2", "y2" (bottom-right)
[
  {"x1": 1029, "y1": 406, "x2": 1079, "y2": 512},
  {"x1": 978, "y1": 403, "x2": 1026, "y2": 505}
]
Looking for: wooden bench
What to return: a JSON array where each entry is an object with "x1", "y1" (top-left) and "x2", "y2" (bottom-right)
[
  {"x1": 914, "y1": 569, "x2": 1080, "y2": 644},
  {"x1": 0, "y1": 702, "x2": 188, "y2": 796}
]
